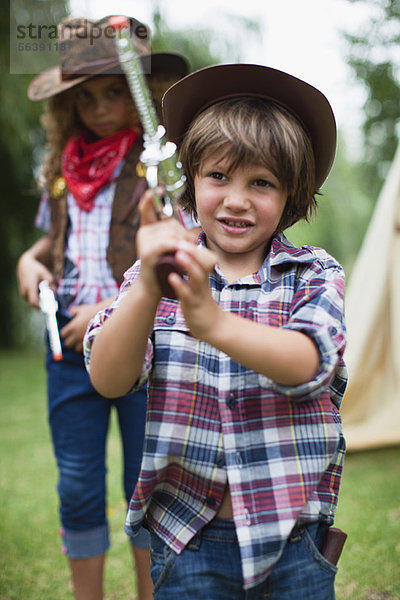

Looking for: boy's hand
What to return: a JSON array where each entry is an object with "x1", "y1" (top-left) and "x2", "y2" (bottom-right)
[
  {"x1": 137, "y1": 188, "x2": 195, "y2": 297},
  {"x1": 168, "y1": 241, "x2": 221, "y2": 340}
]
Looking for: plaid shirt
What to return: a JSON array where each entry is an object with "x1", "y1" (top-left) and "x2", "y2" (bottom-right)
[
  {"x1": 36, "y1": 164, "x2": 199, "y2": 313},
  {"x1": 84, "y1": 232, "x2": 347, "y2": 589},
  {"x1": 36, "y1": 179, "x2": 121, "y2": 312}
]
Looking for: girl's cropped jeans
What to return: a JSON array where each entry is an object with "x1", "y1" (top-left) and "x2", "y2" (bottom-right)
[{"x1": 46, "y1": 313, "x2": 149, "y2": 558}]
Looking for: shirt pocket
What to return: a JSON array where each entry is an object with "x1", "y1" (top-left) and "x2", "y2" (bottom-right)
[{"x1": 152, "y1": 305, "x2": 205, "y2": 383}]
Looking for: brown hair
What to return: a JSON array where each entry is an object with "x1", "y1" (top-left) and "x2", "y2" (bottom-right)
[
  {"x1": 178, "y1": 97, "x2": 317, "y2": 232},
  {"x1": 39, "y1": 73, "x2": 178, "y2": 191}
]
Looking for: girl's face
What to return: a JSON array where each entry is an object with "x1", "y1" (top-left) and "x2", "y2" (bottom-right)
[
  {"x1": 74, "y1": 75, "x2": 135, "y2": 139},
  {"x1": 194, "y1": 152, "x2": 287, "y2": 279}
]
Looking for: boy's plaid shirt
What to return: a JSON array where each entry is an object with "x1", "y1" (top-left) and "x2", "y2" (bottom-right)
[{"x1": 84, "y1": 232, "x2": 347, "y2": 590}]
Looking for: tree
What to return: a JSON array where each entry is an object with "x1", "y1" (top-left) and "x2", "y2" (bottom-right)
[
  {"x1": 0, "y1": 0, "x2": 70, "y2": 348},
  {"x1": 343, "y1": 0, "x2": 400, "y2": 199},
  {"x1": 149, "y1": 6, "x2": 260, "y2": 71},
  {"x1": 0, "y1": 0, "x2": 67, "y2": 348},
  {"x1": 2, "y1": 4, "x2": 259, "y2": 348},
  {"x1": 287, "y1": 131, "x2": 371, "y2": 275}
]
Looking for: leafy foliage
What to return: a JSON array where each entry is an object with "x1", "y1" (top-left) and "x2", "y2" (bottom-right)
[
  {"x1": 149, "y1": 7, "x2": 260, "y2": 71},
  {"x1": 343, "y1": 0, "x2": 400, "y2": 198},
  {"x1": 2, "y1": 4, "x2": 259, "y2": 348},
  {"x1": 3, "y1": 2, "x2": 396, "y2": 347},
  {"x1": 1, "y1": 0, "x2": 70, "y2": 348},
  {"x1": 287, "y1": 132, "x2": 373, "y2": 276}
]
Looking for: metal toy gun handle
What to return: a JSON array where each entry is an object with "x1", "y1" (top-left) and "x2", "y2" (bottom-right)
[
  {"x1": 110, "y1": 16, "x2": 187, "y2": 299},
  {"x1": 38, "y1": 280, "x2": 63, "y2": 361}
]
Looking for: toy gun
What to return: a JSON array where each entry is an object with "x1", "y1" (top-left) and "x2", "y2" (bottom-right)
[
  {"x1": 39, "y1": 280, "x2": 63, "y2": 361},
  {"x1": 110, "y1": 15, "x2": 187, "y2": 299}
]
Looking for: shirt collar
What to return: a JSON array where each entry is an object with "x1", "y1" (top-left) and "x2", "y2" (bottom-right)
[
  {"x1": 198, "y1": 231, "x2": 316, "y2": 285},
  {"x1": 268, "y1": 233, "x2": 316, "y2": 267}
]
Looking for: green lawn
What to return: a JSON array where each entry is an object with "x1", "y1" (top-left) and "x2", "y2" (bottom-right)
[{"x1": 1, "y1": 350, "x2": 399, "y2": 599}]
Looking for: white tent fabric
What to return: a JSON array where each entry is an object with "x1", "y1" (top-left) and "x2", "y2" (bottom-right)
[{"x1": 341, "y1": 143, "x2": 400, "y2": 450}]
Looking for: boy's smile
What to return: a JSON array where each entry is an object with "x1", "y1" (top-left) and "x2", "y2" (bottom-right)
[{"x1": 194, "y1": 153, "x2": 287, "y2": 279}]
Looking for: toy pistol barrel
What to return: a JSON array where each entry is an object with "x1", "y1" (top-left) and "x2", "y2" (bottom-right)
[
  {"x1": 39, "y1": 280, "x2": 63, "y2": 361},
  {"x1": 110, "y1": 16, "x2": 187, "y2": 298},
  {"x1": 110, "y1": 16, "x2": 186, "y2": 217}
]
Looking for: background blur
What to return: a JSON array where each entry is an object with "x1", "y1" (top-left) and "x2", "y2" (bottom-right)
[
  {"x1": 1, "y1": 1, "x2": 400, "y2": 598},
  {"x1": 4, "y1": 0, "x2": 400, "y2": 450},
  {"x1": 3, "y1": 0, "x2": 399, "y2": 349}
]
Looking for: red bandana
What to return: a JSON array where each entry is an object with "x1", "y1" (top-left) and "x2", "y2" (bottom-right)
[{"x1": 62, "y1": 128, "x2": 138, "y2": 211}]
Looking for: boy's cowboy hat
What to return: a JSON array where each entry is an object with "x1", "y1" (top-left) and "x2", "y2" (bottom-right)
[
  {"x1": 162, "y1": 63, "x2": 336, "y2": 188},
  {"x1": 28, "y1": 15, "x2": 188, "y2": 101}
]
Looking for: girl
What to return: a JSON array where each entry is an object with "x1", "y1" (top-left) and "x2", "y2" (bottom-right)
[{"x1": 17, "y1": 15, "x2": 192, "y2": 600}]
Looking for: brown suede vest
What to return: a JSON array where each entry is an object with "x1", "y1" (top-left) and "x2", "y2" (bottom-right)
[{"x1": 49, "y1": 142, "x2": 146, "y2": 285}]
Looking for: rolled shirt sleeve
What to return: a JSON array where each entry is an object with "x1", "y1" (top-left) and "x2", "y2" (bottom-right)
[{"x1": 273, "y1": 252, "x2": 347, "y2": 405}]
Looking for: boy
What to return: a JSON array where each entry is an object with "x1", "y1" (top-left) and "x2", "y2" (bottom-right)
[{"x1": 84, "y1": 64, "x2": 347, "y2": 599}]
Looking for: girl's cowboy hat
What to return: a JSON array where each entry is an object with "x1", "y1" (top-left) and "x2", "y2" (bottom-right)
[
  {"x1": 162, "y1": 63, "x2": 337, "y2": 189},
  {"x1": 28, "y1": 15, "x2": 188, "y2": 101}
]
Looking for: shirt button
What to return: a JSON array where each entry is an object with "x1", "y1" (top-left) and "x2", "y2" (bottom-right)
[
  {"x1": 329, "y1": 326, "x2": 338, "y2": 335},
  {"x1": 226, "y1": 393, "x2": 236, "y2": 409},
  {"x1": 165, "y1": 313, "x2": 176, "y2": 325},
  {"x1": 235, "y1": 451, "x2": 243, "y2": 466}
]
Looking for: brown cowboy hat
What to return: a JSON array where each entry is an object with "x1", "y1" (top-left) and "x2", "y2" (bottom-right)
[
  {"x1": 28, "y1": 15, "x2": 188, "y2": 101},
  {"x1": 162, "y1": 63, "x2": 337, "y2": 188}
]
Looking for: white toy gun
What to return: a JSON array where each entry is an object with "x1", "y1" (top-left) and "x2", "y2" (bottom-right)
[
  {"x1": 110, "y1": 15, "x2": 187, "y2": 299},
  {"x1": 39, "y1": 280, "x2": 63, "y2": 361}
]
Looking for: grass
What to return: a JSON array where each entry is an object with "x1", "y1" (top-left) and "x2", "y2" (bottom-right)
[
  {"x1": 1, "y1": 350, "x2": 399, "y2": 599},
  {"x1": 0, "y1": 350, "x2": 137, "y2": 599},
  {"x1": 334, "y1": 447, "x2": 400, "y2": 600}
]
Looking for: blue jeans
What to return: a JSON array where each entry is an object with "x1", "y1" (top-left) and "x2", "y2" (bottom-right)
[
  {"x1": 46, "y1": 313, "x2": 149, "y2": 558},
  {"x1": 149, "y1": 518, "x2": 337, "y2": 599}
]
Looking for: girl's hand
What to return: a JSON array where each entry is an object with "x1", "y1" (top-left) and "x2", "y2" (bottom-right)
[
  {"x1": 17, "y1": 253, "x2": 54, "y2": 309},
  {"x1": 60, "y1": 304, "x2": 101, "y2": 353},
  {"x1": 168, "y1": 241, "x2": 221, "y2": 341}
]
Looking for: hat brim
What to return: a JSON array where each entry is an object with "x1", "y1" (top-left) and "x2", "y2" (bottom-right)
[
  {"x1": 162, "y1": 64, "x2": 336, "y2": 189},
  {"x1": 28, "y1": 53, "x2": 188, "y2": 101}
]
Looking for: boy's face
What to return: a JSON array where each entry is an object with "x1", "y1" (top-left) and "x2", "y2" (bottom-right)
[
  {"x1": 194, "y1": 152, "x2": 287, "y2": 274},
  {"x1": 74, "y1": 75, "x2": 135, "y2": 139}
]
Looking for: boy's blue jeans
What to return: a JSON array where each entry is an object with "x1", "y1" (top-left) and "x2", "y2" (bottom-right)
[
  {"x1": 46, "y1": 314, "x2": 149, "y2": 558},
  {"x1": 149, "y1": 518, "x2": 337, "y2": 599}
]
